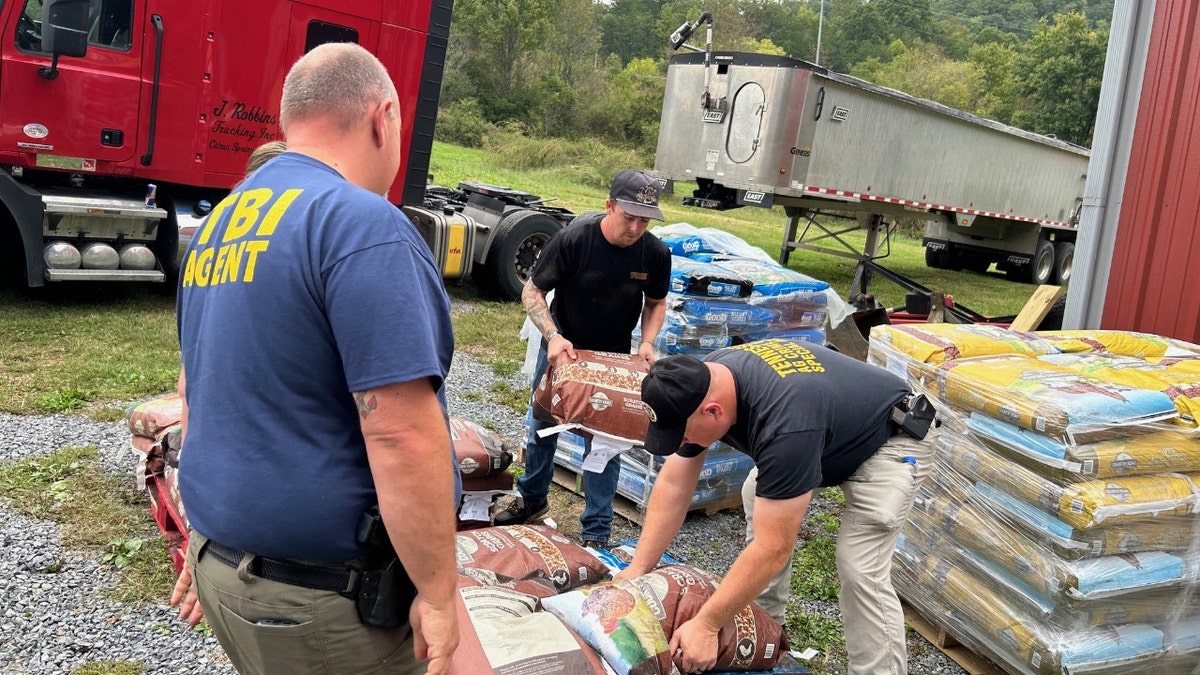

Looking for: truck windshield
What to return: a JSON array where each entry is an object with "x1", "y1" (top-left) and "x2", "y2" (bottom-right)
[{"x1": 16, "y1": 0, "x2": 133, "y2": 53}]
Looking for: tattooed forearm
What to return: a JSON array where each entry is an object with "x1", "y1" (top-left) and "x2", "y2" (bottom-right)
[
  {"x1": 354, "y1": 392, "x2": 378, "y2": 419},
  {"x1": 521, "y1": 280, "x2": 558, "y2": 337}
]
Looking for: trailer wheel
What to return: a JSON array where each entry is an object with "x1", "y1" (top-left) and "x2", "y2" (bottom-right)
[
  {"x1": 1053, "y1": 241, "x2": 1074, "y2": 286},
  {"x1": 480, "y1": 209, "x2": 561, "y2": 300},
  {"x1": 1010, "y1": 239, "x2": 1055, "y2": 285}
]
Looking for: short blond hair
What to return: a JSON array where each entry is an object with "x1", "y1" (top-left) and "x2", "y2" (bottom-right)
[
  {"x1": 245, "y1": 140, "x2": 287, "y2": 175},
  {"x1": 279, "y1": 42, "x2": 397, "y2": 133}
]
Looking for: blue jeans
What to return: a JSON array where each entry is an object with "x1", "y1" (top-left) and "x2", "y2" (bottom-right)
[{"x1": 517, "y1": 344, "x2": 621, "y2": 543}]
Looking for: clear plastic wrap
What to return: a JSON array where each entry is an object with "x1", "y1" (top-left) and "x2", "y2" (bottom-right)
[
  {"x1": 649, "y1": 222, "x2": 853, "y2": 328},
  {"x1": 635, "y1": 291, "x2": 827, "y2": 360},
  {"x1": 870, "y1": 324, "x2": 1200, "y2": 675},
  {"x1": 1037, "y1": 330, "x2": 1200, "y2": 359},
  {"x1": 650, "y1": 222, "x2": 777, "y2": 263},
  {"x1": 1038, "y1": 352, "x2": 1200, "y2": 427},
  {"x1": 638, "y1": 313, "x2": 733, "y2": 355},
  {"x1": 554, "y1": 432, "x2": 752, "y2": 511},
  {"x1": 669, "y1": 255, "x2": 754, "y2": 298}
]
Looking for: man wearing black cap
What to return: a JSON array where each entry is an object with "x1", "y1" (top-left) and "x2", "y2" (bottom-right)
[
  {"x1": 495, "y1": 169, "x2": 672, "y2": 548},
  {"x1": 617, "y1": 339, "x2": 937, "y2": 675}
]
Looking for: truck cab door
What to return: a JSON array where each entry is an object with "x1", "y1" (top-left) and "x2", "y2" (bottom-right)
[{"x1": 1, "y1": 0, "x2": 142, "y2": 167}]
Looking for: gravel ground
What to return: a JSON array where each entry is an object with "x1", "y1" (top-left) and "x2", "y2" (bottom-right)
[{"x1": 0, "y1": 348, "x2": 969, "y2": 675}]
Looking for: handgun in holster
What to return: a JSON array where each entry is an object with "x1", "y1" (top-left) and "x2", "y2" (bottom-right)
[
  {"x1": 347, "y1": 505, "x2": 417, "y2": 629},
  {"x1": 890, "y1": 393, "x2": 937, "y2": 440}
]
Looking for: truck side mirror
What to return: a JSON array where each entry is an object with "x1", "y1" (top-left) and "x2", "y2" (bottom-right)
[{"x1": 41, "y1": 0, "x2": 90, "y2": 58}]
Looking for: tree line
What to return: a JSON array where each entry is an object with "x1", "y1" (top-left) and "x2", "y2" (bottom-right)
[{"x1": 437, "y1": 0, "x2": 1112, "y2": 153}]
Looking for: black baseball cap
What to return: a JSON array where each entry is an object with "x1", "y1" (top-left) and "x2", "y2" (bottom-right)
[
  {"x1": 640, "y1": 355, "x2": 710, "y2": 456},
  {"x1": 610, "y1": 169, "x2": 665, "y2": 221}
]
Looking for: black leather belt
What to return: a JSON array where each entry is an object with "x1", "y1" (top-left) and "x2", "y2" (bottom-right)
[{"x1": 203, "y1": 539, "x2": 359, "y2": 594}]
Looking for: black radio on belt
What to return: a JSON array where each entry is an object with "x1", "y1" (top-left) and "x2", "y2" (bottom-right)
[
  {"x1": 890, "y1": 393, "x2": 936, "y2": 440},
  {"x1": 349, "y1": 505, "x2": 417, "y2": 629}
]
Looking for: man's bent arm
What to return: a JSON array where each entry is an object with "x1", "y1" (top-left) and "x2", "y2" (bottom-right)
[
  {"x1": 617, "y1": 452, "x2": 706, "y2": 578},
  {"x1": 521, "y1": 279, "x2": 557, "y2": 338},
  {"x1": 639, "y1": 295, "x2": 668, "y2": 351},
  {"x1": 691, "y1": 491, "x2": 809, "y2": 631},
  {"x1": 359, "y1": 378, "x2": 458, "y2": 604},
  {"x1": 359, "y1": 377, "x2": 460, "y2": 675}
]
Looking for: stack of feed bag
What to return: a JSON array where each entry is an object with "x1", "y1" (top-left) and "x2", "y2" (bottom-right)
[
  {"x1": 448, "y1": 524, "x2": 807, "y2": 675},
  {"x1": 450, "y1": 416, "x2": 517, "y2": 530},
  {"x1": 125, "y1": 394, "x2": 187, "y2": 571},
  {"x1": 869, "y1": 324, "x2": 1200, "y2": 675},
  {"x1": 636, "y1": 223, "x2": 852, "y2": 357},
  {"x1": 555, "y1": 430, "x2": 755, "y2": 512}
]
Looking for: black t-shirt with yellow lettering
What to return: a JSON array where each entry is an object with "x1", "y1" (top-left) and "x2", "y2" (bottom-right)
[
  {"x1": 706, "y1": 339, "x2": 909, "y2": 499},
  {"x1": 532, "y1": 212, "x2": 671, "y2": 352}
]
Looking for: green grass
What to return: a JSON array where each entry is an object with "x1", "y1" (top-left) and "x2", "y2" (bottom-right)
[
  {"x1": 787, "y1": 610, "x2": 848, "y2": 675},
  {"x1": 74, "y1": 661, "x2": 145, "y2": 675},
  {"x1": 0, "y1": 287, "x2": 178, "y2": 415},
  {"x1": 790, "y1": 536, "x2": 841, "y2": 601},
  {"x1": 446, "y1": 285, "x2": 528, "y2": 364},
  {"x1": 0, "y1": 447, "x2": 176, "y2": 604},
  {"x1": 786, "y1": 542, "x2": 849, "y2": 674}
]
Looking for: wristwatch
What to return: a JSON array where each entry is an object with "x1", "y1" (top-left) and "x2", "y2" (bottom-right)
[{"x1": 546, "y1": 329, "x2": 560, "y2": 341}]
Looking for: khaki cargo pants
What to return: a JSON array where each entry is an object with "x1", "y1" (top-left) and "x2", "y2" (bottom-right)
[
  {"x1": 188, "y1": 531, "x2": 423, "y2": 675},
  {"x1": 741, "y1": 428, "x2": 937, "y2": 675}
]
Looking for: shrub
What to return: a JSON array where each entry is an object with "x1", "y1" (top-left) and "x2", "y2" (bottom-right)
[
  {"x1": 435, "y1": 99, "x2": 491, "y2": 148},
  {"x1": 481, "y1": 130, "x2": 651, "y2": 188}
]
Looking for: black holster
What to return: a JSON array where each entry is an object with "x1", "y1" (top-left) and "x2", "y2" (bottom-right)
[
  {"x1": 351, "y1": 556, "x2": 416, "y2": 629},
  {"x1": 890, "y1": 393, "x2": 937, "y2": 440},
  {"x1": 346, "y1": 506, "x2": 417, "y2": 629}
]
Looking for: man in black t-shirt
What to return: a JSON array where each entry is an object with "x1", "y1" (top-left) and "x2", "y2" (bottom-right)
[
  {"x1": 495, "y1": 169, "x2": 672, "y2": 547},
  {"x1": 617, "y1": 339, "x2": 937, "y2": 675}
]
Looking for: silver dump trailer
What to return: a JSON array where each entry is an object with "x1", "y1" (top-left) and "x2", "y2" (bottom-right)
[{"x1": 654, "y1": 51, "x2": 1091, "y2": 291}]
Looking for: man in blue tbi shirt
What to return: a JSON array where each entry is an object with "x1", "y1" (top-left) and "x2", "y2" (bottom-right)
[{"x1": 172, "y1": 43, "x2": 459, "y2": 675}]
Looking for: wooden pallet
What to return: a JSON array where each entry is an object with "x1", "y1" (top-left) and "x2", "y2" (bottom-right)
[
  {"x1": 551, "y1": 464, "x2": 743, "y2": 525},
  {"x1": 903, "y1": 603, "x2": 1007, "y2": 675}
]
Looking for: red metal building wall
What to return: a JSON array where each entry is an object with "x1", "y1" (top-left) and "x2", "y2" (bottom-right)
[{"x1": 1103, "y1": 0, "x2": 1200, "y2": 342}]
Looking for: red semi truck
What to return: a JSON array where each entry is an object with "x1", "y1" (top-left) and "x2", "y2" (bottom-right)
[{"x1": 0, "y1": 0, "x2": 567, "y2": 299}]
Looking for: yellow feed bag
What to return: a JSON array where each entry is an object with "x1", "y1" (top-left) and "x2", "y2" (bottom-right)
[
  {"x1": 1040, "y1": 353, "x2": 1200, "y2": 427},
  {"x1": 938, "y1": 355, "x2": 1178, "y2": 443},
  {"x1": 871, "y1": 323, "x2": 1059, "y2": 365},
  {"x1": 1037, "y1": 330, "x2": 1200, "y2": 359}
]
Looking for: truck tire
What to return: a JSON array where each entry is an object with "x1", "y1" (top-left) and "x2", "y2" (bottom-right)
[
  {"x1": 479, "y1": 209, "x2": 561, "y2": 300},
  {"x1": 925, "y1": 241, "x2": 950, "y2": 269},
  {"x1": 1009, "y1": 239, "x2": 1054, "y2": 285},
  {"x1": 1053, "y1": 241, "x2": 1074, "y2": 286}
]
